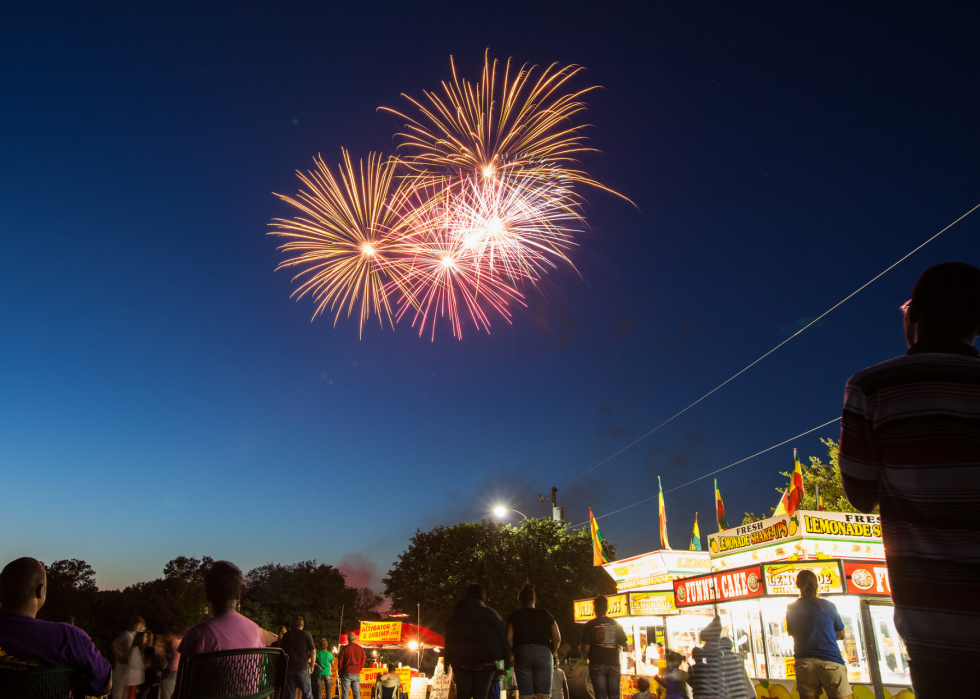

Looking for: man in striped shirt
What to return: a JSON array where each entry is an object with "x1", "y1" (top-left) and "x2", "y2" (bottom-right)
[{"x1": 838, "y1": 262, "x2": 980, "y2": 697}]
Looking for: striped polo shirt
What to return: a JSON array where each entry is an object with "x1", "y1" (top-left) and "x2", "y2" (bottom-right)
[{"x1": 839, "y1": 341, "x2": 980, "y2": 662}]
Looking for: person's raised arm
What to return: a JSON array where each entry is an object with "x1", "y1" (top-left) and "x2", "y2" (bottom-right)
[{"x1": 839, "y1": 381, "x2": 881, "y2": 513}]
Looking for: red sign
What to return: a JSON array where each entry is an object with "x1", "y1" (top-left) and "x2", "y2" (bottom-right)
[
  {"x1": 842, "y1": 559, "x2": 891, "y2": 596},
  {"x1": 673, "y1": 565, "x2": 764, "y2": 607}
]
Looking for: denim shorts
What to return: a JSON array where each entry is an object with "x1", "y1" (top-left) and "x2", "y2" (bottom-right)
[{"x1": 514, "y1": 644, "x2": 554, "y2": 698}]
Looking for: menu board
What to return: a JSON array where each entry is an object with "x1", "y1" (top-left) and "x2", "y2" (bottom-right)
[
  {"x1": 408, "y1": 678, "x2": 428, "y2": 699},
  {"x1": 842, "y1": 559, "x2": 891, "y2": 596},
  {"x1": 763, "y1": 561, "x2": 843, "y2": 595}
]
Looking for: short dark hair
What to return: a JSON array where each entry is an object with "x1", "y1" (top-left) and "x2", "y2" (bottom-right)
[
  {"x1": 911, "y1": 262, "x2": 980, "y2": 335},
  {"x1": 203, "y1": 560, "x2": 243, "y2": 604},
  {"x1": 666, "y1": 652, "x2": 684, "y2": 668},
  {"x1": 593, "y1": 596, "x2": 608, "y2": 615},
  {"x1": 637, "y1": 678, "x2": 650, "y2": 692},
  {"x1": 0, "y1": 557, "x2": 46, "y2": 609},
  {"x1": 293, "y1": 615, "x2": 304, "y2": 628},
  {"x1": 465, "y1": 583, "x2": 486, "y2": 602}
]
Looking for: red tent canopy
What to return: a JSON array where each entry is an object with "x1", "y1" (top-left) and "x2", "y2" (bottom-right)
[{"x1": 342, "y1": 623, "x2": 445, "y2": 648}]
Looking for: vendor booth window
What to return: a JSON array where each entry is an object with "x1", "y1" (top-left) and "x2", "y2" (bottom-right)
[
  {"x1": 665, "y1": 609, "x2": 714, "y2": 660},
  {"x1": 867, "y1": 602, "x2": 911, "y2": 687},
  {"x1": 760, "y1": 597, "x2": 871, "y2": 685},
  {"x1": 717, "y1": 601, "x2": 767, "y2": 679},
  {"x1": 635, "y1": 622, "x2": 666, "y2": 676}
]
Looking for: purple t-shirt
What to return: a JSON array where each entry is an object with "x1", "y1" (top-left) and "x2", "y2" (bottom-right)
[
  {"x1": 0, "y1": 613, "x2": 112, "y2": 696},
  {"x1": 177, "y1": 612, "x2": 266, "y2": 656}
]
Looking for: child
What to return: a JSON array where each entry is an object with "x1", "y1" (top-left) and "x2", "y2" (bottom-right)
[
  {"x1": 552, "y1": 656, "x2": 569, "y2": 699},
  {"x1": 654, "y1": 652, "x2": 690, "y2": 699},
  {"x1": 632, "y1": 677, "x2": 655, "y2": 699}
]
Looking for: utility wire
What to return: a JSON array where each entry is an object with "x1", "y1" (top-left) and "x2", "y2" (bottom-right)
[
  {"x1": 569, "y1": 416, "x2": 842, "y2": 528},
  {"x1": 569, "y1": 201, "x2": 980, "y2": 483}
]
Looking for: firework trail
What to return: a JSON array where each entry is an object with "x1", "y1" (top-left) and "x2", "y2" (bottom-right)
[
  {"x1": 270, "y1": 53, "x2": 628, "y2": 339},
  {"x1": 269, "y1": 150, "x2": 411, "y2": 337}
]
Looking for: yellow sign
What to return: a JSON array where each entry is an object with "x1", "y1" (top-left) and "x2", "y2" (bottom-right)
[
  {"x1": 359, "y1": 621, "x2": 403, "y2": 644},
  {"x1": 803, "y1": 514, "x2": 882, "y2": 539},
  {"x1": 573, "y1": 599, "x2": 595, "y2": 622},
  {"x1": 359, "y1": 668, "x2": 413, "y2": 687},
  {"x1": 763, "y1": 561, "x2": 843, "y2": 595},
  {"x1": 628, "y1": 591, "x2": 676, "y2": 616},
  {"x1": 573, "y1": 593, "x2": 629, "y2": 622}
]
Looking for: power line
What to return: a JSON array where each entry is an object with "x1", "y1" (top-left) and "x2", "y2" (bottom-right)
[
  {"x1": 569, "y1": 416, "x2": 841, "y2": 528},
  {"x1": 569, "y1": 201, "x2": 980, "y2": 483}
]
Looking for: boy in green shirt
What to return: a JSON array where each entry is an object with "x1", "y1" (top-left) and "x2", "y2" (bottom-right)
[{"x1": 314, "y1": 638, "x2": 335, "y2": 699}]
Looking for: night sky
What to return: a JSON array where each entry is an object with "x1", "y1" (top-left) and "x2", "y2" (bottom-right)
[{"x1": 2, "y1": 3, "x2": 979, "y2": 592}]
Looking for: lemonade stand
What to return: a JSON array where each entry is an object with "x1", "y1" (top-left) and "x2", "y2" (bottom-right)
[{"x1": 574, "y1": 510, "x2": 914, "y2": 699}]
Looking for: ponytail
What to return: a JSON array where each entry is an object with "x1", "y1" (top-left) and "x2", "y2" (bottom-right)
[{"x1": 796, "y1": 570, "x2": 819, "y2": 600}]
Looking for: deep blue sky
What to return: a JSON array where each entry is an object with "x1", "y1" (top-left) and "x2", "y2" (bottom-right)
[{"x1": 2, "y1": 3, "x2": 979, "y2": 592}]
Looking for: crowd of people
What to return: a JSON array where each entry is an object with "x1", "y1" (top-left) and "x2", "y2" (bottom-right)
[{"x1": 1, "y1": 262, "x2": 978, "y2": 699}]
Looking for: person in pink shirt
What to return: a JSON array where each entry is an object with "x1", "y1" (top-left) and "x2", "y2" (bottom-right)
[{"x1": 177, "y1": 561, "x2": 265, "y2": 656}]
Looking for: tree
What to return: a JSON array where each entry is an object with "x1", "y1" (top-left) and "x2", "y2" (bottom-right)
[
  {"x1": 742, "y1": 438, "x2": 875, "y2": 524},
  {"x1": 383, "y1": 518, "x2": 616, "y2": 645},
  {"x1": 241, "y1": 561, "x2": 370, "y2": 643},
  {"x1": 38, "y1": 559, "x2": 98, "y2": 627}
]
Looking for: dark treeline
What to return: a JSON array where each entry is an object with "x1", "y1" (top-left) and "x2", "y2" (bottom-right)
[{"x1": 39, "y1": 556, "x2": 384, "y2": 655}]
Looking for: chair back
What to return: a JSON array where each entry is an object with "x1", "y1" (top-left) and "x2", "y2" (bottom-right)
[
  {"x1": 174, "y1": 648, "x2": 286, "y2": 699},
  {"x1": 0, "y1": 666, "x2": 78, "y2": 699}
]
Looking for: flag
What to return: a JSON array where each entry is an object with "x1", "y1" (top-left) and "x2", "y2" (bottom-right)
[
  {"x1": 689, "y1": 513, "x2": 702, "y2": 551},
  {"x1": 714, "y1": 479, "x2": 729, "y2": 531},
  {"x1": 590, "y1": 508, "x2": 610, "y2": 566},
  {"x1": 658, "y1": 476, "x2": 671, "y2": 550},
  {"x1": 774, "y1": 449, "x2": 806, "y2": 517},
  {"x1": 816, "y1": 483, "x2": 823, "y2": 511}
]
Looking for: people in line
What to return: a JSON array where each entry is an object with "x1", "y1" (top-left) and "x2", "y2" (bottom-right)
[
  {"x1": 550, "y1": 656, "x2": 568, "y2": 699},
  {"x1": 313, "y1": 637, "x2": 335, "y2": 699},
  {"x1": 785, "y1": 570, "x2": 851, "y2": 699},
  {"x1": 653, "y1": 652, "x2": 689, "y2": 699},
  {"x1": 631, "y1": 677, "x2": 654, "y2": 699},
  {"x1": 0, "y1": 557, "x2": 113, "y2": 697},
  {"x1": 281, "y1": 615, "x2": 317, "y2": 699},
  {"x1": 112, "y1": 616, "x2": 146, "y2": 699},
  {"x1": 337, "y1": 631, "x2": 367, "y2": 699},
  {"x1": 159, "y1": 629, "x2": 182, "y2": 699},
  {"x1": 375, "y1": 662, "x2": 401, "y2": 699},
  {"x1": 177, "y1": 561, "x2": 266, "y2": 655},
  {"x1": 506, "y1": 583, "x2": 560, "y2": 699},
  {"x1": 686, "y1": 647, "x2": 707, "y2": 699},
  {"x1": 444, "y1": 583, "x2": 512, "y2": 699},
  {"x1": 271, "y1": 625, "x2": 288, "y2": 649},
  {"x1": 125, "y1": 630, "x2": 148, "y2": 699},
  {"x1": 839, "y1": 261, "x2": 980, "y2": 699},
  {"x1": 578, "y1": 596, "x2": 627, "y2": 699},
  {"x1": 717, "y1": 639, "x2": 753, "y2": 699}
]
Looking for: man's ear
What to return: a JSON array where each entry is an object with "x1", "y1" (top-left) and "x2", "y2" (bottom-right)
[{"x1": 35, "y1": 583, "x2": 44, "y2": 600}]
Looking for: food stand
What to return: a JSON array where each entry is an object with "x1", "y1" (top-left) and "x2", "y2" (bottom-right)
[
  {"x1": 575, "y1": 511, "x2": 914, "y2": 699},
  {"x1": 337, "y1": 621, "x2": 445, "y2": 699}
]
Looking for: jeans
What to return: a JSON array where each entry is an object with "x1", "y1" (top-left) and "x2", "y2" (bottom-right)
[
  {"x1": 285, "y1": 671, "x2": 314, "y2": 699},
  {"x1": 340, "y1": 672, "x2": 361, "y2": 699},
  {"x1": 454, "y1": 670, "x2": 495, "y2": 699},
  {"x1": 588, "y1": 664, "x2": 620, "y2": 699},
  {"x1": 514, "y1": 645, "x2": 553, "y2": 698},
  {"x1": 312, "y1": 674, "x2": 328, "y2": 699},
  {"x1": 160, "y1": 672, "x2": 176, "y2": 699}
]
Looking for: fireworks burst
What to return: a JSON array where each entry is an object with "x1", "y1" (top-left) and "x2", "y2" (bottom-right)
[{"x1": 270, "y1": 53, "x2": 629, "y2": 340}]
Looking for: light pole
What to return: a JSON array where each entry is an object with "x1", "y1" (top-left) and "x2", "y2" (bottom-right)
[{"x1": 493, "y1": 506, "x2": 529, "y2": 521}]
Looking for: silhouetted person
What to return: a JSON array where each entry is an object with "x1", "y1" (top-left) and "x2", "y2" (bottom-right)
[
  {"x1": 113, "y1": 616, "x2": 146, "y2": 699},
  {"x1": 177, "y1": 561, "x2": 265, "y2": 655},
  {"x1": 839, "y1": 262, "x2": 980, "y2": 699},
  {"x1": 0, "y1": 557, "x2": 112, "y2": 697},
  {"x1": 445, "y1": 583, "x2": 512, "y2": 699},
  {"x1": 578, "y1": 596, "x2": 627, "y2": 699},
  {"x1": 506, "y1": 583, "x2": 560, "y2": 699},
  {"x1": 281, "y1": 615, "x2": 316, "y2": 699},
  {"x1": 337, "y1": 632, "x2": 367, "y2": 699}
]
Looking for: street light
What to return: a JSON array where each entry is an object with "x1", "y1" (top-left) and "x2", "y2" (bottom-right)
[{"x1": 493, "y1": 506, "x2": 528, "y2": 521}]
